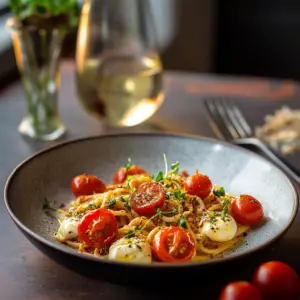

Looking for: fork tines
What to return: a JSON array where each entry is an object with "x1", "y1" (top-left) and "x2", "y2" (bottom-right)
[{"x1": 204, "y1": 97, "x2": 253, "y2": 141}]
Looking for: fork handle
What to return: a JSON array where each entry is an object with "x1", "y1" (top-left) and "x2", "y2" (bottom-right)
[{"x1": 234, "y1": 137, "x2": 300, "y2": 184}]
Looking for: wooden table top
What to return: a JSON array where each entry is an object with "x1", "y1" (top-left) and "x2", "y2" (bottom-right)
[{"x1": 1, "y1": 62, "x2": 300, "y2": 300}]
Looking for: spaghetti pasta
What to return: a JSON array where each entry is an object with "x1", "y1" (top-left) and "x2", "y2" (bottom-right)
[{"x1": 55, "y1": 160, "x2": 264, "y2": 264}]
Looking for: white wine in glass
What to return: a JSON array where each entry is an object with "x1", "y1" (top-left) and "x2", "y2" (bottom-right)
[{"x1": 76, "y1": 0, "x2": 164, "y2": 128}]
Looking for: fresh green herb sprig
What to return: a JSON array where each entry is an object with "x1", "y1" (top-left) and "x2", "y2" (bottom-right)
[
  {"x1": 88, "y1": 203, "x2": 96, "y2": 209},
  {"x1": 179, "y1": 214, "x2": 188, "y2": 229},
  {"x1": 124, "y1": 158, "x2": 132, "y2": 171},
  {"x1": 107, "y1": 199, "x2": 116, "y2": 208},
  {"x1": 153, "y1": 154, "x2": 181, "y2": 183},
  {"x1": 42, "y1": 197, "x2": 56, "y2": 212},
  {"x1": 171, "y1": 161, "x2": 180, "y2": 174},
  {"x1": 221, "y1": 199, "x2": 230, "y2": 218},
  {"x1": 120, "y1": 196, "x2": 131, "y2": 211},
  {"x1": 9, "y1": 0, "x2": 79, "y2": 26},
  {"x1": 213, "y1": 187, "x2": 226, "y2": 197}
]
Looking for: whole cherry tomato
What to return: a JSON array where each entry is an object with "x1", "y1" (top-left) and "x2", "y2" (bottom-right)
[
  {"x1": 252, "y1": 261, "x2": 300, "y2": 300},
  {"x1": 72, "y1": 174, "x2": 106, "y2": 197},
  {"x1": 78, "y1": 208, "x2": 118, "y2": 248},
  {"x1": 231, "y1": 195, "x2": 264, "y2": 226},
  {"x1": 113, "y1": 165, "x2": 146, "y2": 184},
  {"x1": 130, "y1": 182, "x2": 165, "y2": 216},
  {"x1": 152, "y1": 226, "x2": 195, "y2": 263},
  {"x1": 184, "y1": 171, "x2": 212, "y2": 199},
  {"x1": 220, "y1": 281, "x2": 262, "y2": 300}
]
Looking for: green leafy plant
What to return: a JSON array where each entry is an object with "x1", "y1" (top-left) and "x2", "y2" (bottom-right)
[{"x1": 9, "y1": 0, "x2": 79, "y2": 26}]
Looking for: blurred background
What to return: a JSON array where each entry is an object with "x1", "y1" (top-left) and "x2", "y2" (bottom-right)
[{"x1": 1, "y1": 0, "x2": 300, "y2": 89}]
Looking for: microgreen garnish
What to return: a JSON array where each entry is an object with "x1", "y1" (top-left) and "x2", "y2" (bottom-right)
[
  {"x1": 171, "y1": 161, "x2": 180, "y2": 174},
  {"x1": 179, "y1": 214, "x2": 188, "y2": 229},
  {"x1": 124, "y1": 201, "x2": 131, "y2": 210},
  {"x1": 163, "y1": 153, "x2": 168, "y2": 176},
  {"x1": 172, "y1": 190, "x2": 186, "y2": 201},
  {"x1": 155, "y1": 171, "x2": 164, "y2": 182},
  {"x1": 124, "y1": 158, "x2": 132, "y2": 171},
  {"x1": 126, "y1": 230, "x2": 136, "y2": 238},
  {"x1": 107, "y1": 199, "x2": 116, "y2": 208},
  {"x1": 88, "y1": 203, "x2": 96, "y2": 209},
  {"x1": 221, "y1": 200, "x2": 230, "y2": 218},
  {"x1": 127, "y1": 175, "x2": 134, "y2": 182},
  {"x1": 209, "y1": 211, "x2": 217, "y2": 224},
  {"x1": 213, "y1": 187, "x2": 226, "y2": 197},
  {"x1": 42, "y1": 197, "x2": 56, "y2": 212}
]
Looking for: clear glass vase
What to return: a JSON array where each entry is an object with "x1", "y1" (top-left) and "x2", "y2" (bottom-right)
[
  {"x1": 8, "y1": 18, "x2": 67, "y2": 141},
  {"x1": 76, "y1": 0, "x2": 164, "y2": 128}
]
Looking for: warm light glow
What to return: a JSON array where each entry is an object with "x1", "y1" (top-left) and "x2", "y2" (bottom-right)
[
  {"x1": 76, "y1": 2, "x2": 91, "y2": 71},
  {"x1": 124, "y1": 79, "x2": 136, "y2": 93},
  {"x1": 120, "y1": 92, "x2": 164, "y2": 126}
]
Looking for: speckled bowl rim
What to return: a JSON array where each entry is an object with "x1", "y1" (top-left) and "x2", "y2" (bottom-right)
[{"x1": 4, "y1": 133, "x2": 299, "y2": 269}]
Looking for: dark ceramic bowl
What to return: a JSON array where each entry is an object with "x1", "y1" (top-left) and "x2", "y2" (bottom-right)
[{"x1": 4, "y1": 134, "x2": 298, "y2": 285}]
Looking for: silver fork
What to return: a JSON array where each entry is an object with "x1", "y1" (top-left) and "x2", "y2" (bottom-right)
[{"x1": 204, "y1": 97, "x2": 300, "y2": 184}]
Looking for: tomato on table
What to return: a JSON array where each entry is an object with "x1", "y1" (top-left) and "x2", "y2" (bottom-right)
[
  {"x1": 183, "y1": 171, "x2": 212, "y2": 199},
  {"x1": 72, "y1": 174, "x2": 106, "y2": 197},
  {"x1": 220, "y1": 281, "x2": 262, "y2": 300},
  {"x1": 130, "y1": 182, "x2": 165, "y2": 216},
  {"x1": 152, "y1": 226, "x2": 195, "y2": 263},
  {"x1": 252, "y1": 261, "x2": 299, "y2": 300},
  {"x1": 78, "y1": 208, "x2": 118, "y2": 248},
  {"x1": 113, "y1": 164, "x2": 146, "y2": 184},
  {"x1": 231, "y1": 195, "x2": 264, "y2": 226}
]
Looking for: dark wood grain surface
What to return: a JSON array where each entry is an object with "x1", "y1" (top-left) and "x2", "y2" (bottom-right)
[{"x1": 1, "y1": 62, "x2": 300, "y2": 300}]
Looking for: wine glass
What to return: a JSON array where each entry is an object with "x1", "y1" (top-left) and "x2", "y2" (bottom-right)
[{"x1": 76, "y1": 0, "x2": 164, "y2": 128}]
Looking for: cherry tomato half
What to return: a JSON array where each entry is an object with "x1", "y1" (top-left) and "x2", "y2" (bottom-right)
[
  {"x1": 220, "y1": 281, "x2": 262, "y2": 300},
  {"x1": 72, "y1": 174, "x2": 106, "y2": 197},
  {"x1": 113, "y1": 165, "x2": 146, "y2": 184},
  {"x1": 252, "y1": 261, "x2": 300, "y2": 300},
  {"x1": 183, "y1": 171, "x2": 212, "y2": 199},
  {"x1": 152, "y1": 226, "x2": 195, "y2": 263},
  {"x1": 130, "y1": 182, "x2": 165, "y2": 216},
  {"x1": 231, "y1": 195, "x2": 264, "y2": 226},
  {"x1": 78, "y1": 208, "x2": 118, "y2": 248}
]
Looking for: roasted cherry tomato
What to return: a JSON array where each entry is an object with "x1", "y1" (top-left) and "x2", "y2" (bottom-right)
[
  {"x1": 231, "y1": 195, "x2": 264, "y2": 226},
  {"x1": 152, "y1": 226, "x2": 195, "y2": 263},
  {"x1": 72, "y1": 174, "x2": 106, "y2": 197},
  {"x1": 220, "y1": 281, "x2": 262, "y2": 300},
  {"x1": 130, "y1": 182, "x2": 165, "y2": 216},
  {"x1": 183, "y1": 171, "x2": 212, "y2": 199},
  {"x1": 113, "y1": 164, "x2": 146, "y2": 184},
  {"x1": 252, "y1": 261, "x2": 299, "y2": 300},
  {"x1": 78, "y1": 208, "x2": 118, "y2": 248}
]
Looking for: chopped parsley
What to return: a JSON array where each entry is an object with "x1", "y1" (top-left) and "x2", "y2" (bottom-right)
[
  {"x1": 107, "y1": 199, "x2": 116, "y2": 208},
  {"x1": 171, "y1": 161, "x2": 180, "y2": 174},
  {"x1": 213, "y1": 187, "x2": 226, "y2": 197},
  {"x1": 120, "y1": 197, "x2": 126, "y2": 203},
  {"x1": 179, "y1": 214, "x2": 188, "y2": 229},
  {"x1": 165, "y1": 183, "x2": 171, "y2": 188},
  {"x1": 124, "y1": 158, "x2": 132, "y2": 171}
]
